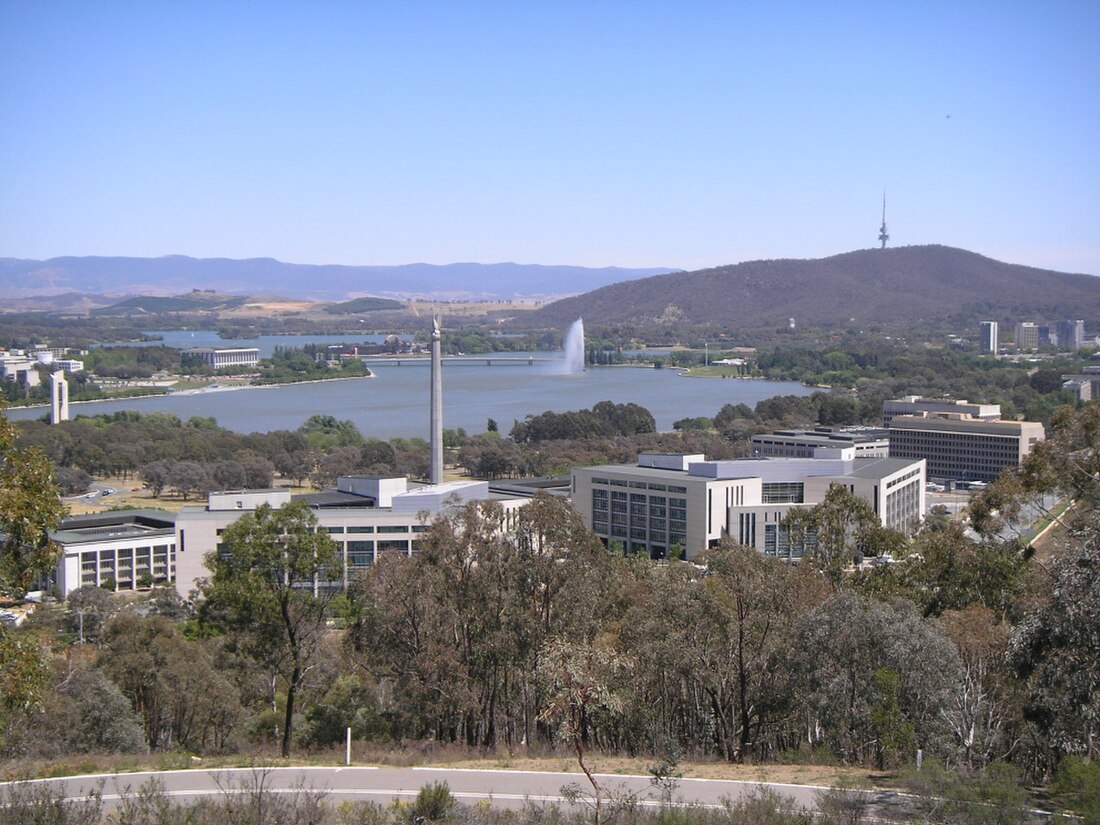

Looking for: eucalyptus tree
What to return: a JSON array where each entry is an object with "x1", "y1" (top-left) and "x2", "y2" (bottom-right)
[
  {"x1": 0, "y1": 628, "x2": 50, "y2": 754},
  {"x1": 346, "y1": 551, "x2": 464, "y2": 741},
  {"x1": 537, "y1": 636, "x2": 633, "y2": 825},
  {"x1": 201, "y1": 501, "x2": 340, "y2": 757},
  {"x1": 347, "y1": 493, "x2": 628, "y2": 749},
  {"x1": 785, "y1": 485, "x2": 904, "y2": 582},
  {"x1": 1008, "y1": 535, "x2": 1100, "y2": 773},
  {"x1": 619, "y1": 543, "x2": 828, "y2": 762},
  {"x1": 512, "y1": 493, "x2": 627, "y2": 744},
  {"x1": 940, "y1": 606, "x2": 1020, "y2": 769},
  {"x1": 793, "y1": 591, "x2": 963, "y2": 767},
  {"x1": 53, "y1": 669, "x2": 146, "y2": 755},
  {"x1": 0, "y1": 402, "x2": 64, "y2": 593},
  {"x1": 97, "y1": 614, "x2": 241, "y2": 752},
  {"x1": 694, "y1": 543, "x2": 828, "y2": 761}
]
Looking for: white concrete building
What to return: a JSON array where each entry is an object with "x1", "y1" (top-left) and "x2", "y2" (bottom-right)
[
  {"x1": 572, "y1": 450, "x2": 925, "y2": 561},
  {"x1": 182, "y1": 347, "x2": 260, "y2": 369},
  {"x1": 49, "y1": 511, "x2": 177, "y2": 598},
  {"x1": 751, "y1": 427, "x2": 890, "y2": 458},
  {"x1": 979, "y1": 321, "x2": 999, "y2": 355},
  {"x1": 173, "y1": 475, "x2": 536, "y2": 597},
  {"x1": 0, "y1": 351, "x2": 42, "y2": 389},
  {"x1": 882, "y1": 396, "x2": 1001, "y2": 427}
]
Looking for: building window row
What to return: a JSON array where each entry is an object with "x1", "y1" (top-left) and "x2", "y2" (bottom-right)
[
  {"x1": 78, "y1": 544, "x2": 173, "y2": 590},
  {"x1": 591, "y1": 478, "x2": 686, "y2": 494}
]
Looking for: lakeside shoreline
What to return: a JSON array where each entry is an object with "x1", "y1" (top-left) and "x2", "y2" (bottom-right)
[
  {"x1": 8, "y1": 373, "x2": 378, "y2": 412},
  {"x1": 6, "y1": 367, "x2": 809, "y2": 415},
  {"x1": 5, "y1": 366, "x2": 812, "y2": 438}
]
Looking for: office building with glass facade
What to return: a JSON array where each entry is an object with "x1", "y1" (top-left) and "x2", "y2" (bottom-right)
[{"x1": 572, "y1": 450, "x2": 925, "y2": 561}]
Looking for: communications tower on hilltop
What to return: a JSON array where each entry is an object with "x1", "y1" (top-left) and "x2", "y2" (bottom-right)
[{"x1": 878, "y1": 193, "x2": 889, "y2": 249}]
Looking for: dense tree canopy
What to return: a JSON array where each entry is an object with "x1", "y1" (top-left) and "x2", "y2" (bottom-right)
[
  {"x1": 0, "y1": 403, "x2": 64, "y2": 592},
  {"x1": 201, "y1": 501, "x2": 341, "y2": 757}
]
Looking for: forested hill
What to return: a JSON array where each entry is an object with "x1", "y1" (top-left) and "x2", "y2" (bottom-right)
[{"x1": 527, "y1": 245, "x2": 1100, "y2": 331}]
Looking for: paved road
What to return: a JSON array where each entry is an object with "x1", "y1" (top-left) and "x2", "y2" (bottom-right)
[{"x1": 1, "y1": 765, "x2": 916, "y2": 818}]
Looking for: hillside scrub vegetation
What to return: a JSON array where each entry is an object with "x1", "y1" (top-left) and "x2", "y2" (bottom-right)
[{"x1": 525, "y1": 245, "x2": 1100, "y2": 333}]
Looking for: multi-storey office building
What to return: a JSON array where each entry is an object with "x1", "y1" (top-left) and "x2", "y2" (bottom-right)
[
  {"x1": 572, "y1": 450, "x2": 925, "y2": 561},
  {"x1": 173, "y1": 476, "x2": 537, "y2": 597},
  {"x1": 751, "y1": 427, "x2": 890, "y2": 458},
  {"x1": 1015, "y1": 322, "x2": 1040, "y2": 352},
  {"x1": 979, "y1": 321, "x2": 999, "y2": 355},
  {"x1": 1059, "y1": 320, "x2": 1086, "y2": 351},
  {"x1": 48, "y1": 510, "x2": 177, "y2": 598},
  {"x1": 882, "y1": 396, "x2": 1001, "y2": 427},
  {"x1": 1061, "y1": 365, "x2": 1100, "y2": 402},
  {"x1": 888, "y1": 414, "x2": 1044, "y2": 483}
]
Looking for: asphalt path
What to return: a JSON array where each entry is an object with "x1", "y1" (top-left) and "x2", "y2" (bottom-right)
[{"x1": 0, "y1": 765, "x2": 919, "y2": 819}]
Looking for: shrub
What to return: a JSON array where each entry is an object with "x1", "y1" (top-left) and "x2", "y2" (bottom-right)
[{"x1": 410, "y1": 781, "x2": 454, "y2": 822}]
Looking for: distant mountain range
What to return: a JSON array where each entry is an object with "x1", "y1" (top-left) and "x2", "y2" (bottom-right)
[
  {"x1": 4, "y1": 247, "x2": 1096, "y2": 336},
  {"x1": 0, "y1": 256, "x2": 676, "y2": 303},
  {"x1": 530, "y1": 245, "x2": 1100, "y2": 331}
]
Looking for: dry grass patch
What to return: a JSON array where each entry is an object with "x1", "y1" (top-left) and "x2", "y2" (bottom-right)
[{"x1": 421, "y1": 753, "x2": 874, "y2": 789}]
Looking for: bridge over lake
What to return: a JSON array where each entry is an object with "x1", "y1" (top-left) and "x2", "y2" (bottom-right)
[{"x1": 365, "y1": 356, "x2": 554, "y2": 366}]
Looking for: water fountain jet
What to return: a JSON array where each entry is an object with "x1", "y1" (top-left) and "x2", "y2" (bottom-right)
[{"x1": 562, "y1": 318, "x2": 585, "y2": 373}]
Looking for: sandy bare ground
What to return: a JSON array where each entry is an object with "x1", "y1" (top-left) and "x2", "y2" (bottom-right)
[
  {"x1": 212, "y1": 297, "x2": 541, "y2": 321},
  {"x1": 405, "y1": 299, "x2": 540, "y2": 317},
  {"x1": 221, "y1": 300, "x2": 319, "y2": 317},
  {"x1": 63, "y1": 476, "x2": 310, "y2": 516}
]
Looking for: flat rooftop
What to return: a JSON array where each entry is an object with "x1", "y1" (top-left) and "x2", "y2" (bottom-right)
[
  {"x1": 762, "y1": 427, "x2": 889, "y2": 443},
  {"x1": 52, "y1": 510, "x2": 176, "y2": 543},
  {"x1": 844, "y1": 457, "x2": 926, "y2": 480},
  {"x1": 581, "y1": 455, "x2": 921, "y2": 483}
]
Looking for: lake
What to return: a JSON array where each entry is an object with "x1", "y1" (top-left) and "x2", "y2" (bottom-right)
[{"x1": 8, "y1": 358, "x2": 813, "y2": 439}]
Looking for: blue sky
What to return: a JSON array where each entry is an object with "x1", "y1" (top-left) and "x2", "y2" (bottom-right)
[{"x1": 2, "y1": 1, "x2": 1098, "y2": 274}]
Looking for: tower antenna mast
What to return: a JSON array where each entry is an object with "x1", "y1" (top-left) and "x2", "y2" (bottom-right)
[{"x1": 878, "y1": 192, "x2": 889, "y2": 249}]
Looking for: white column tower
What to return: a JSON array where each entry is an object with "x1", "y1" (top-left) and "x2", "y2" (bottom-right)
[
  {"x1": 50, "y1": 369, "x2": 69, "y2": 424},
  {"x1": 430, "y1": 315, "x2": 444, "y2": 485}
]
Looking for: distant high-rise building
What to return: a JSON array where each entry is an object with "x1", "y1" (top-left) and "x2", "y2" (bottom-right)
[
  {"x1": 979, "y1": 321, "x2": 999, "y2": 355},
  {"x1": 1059, "y1": 320, "x2": 1086, "y2": 351},
  {"x1": 1016, "y1": 322, "x2": 1039, "y2": 352},
  {"x1": 1038, "y1": 325, "x2": 1058, "y2": 349}
]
